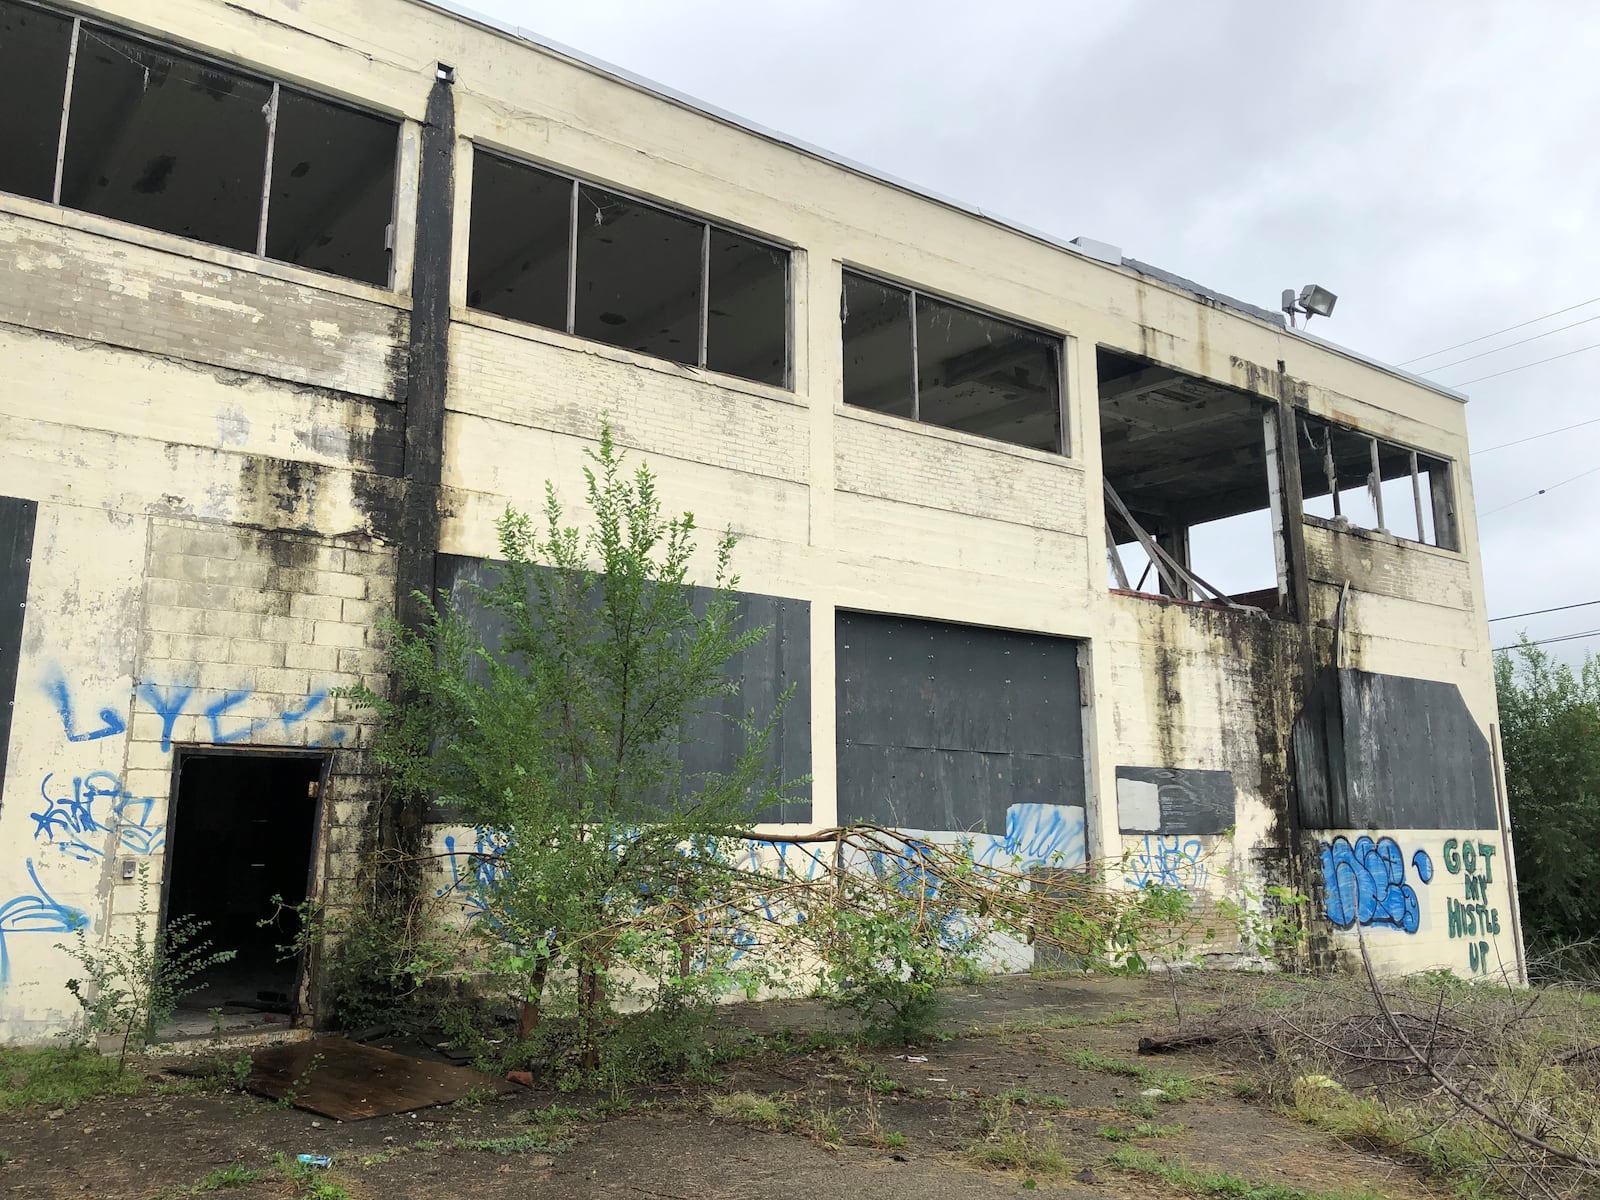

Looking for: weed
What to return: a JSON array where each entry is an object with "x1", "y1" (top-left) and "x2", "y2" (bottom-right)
[
  {"x1": 709, "y1": 1091, "x2": 791, "y2": 1129},
  {"x1": 1120, "y1": 1098, "x2": 1158, "y2": 1120},
  {"x1": 196, "y1": 1164, "x2": 258, "y2": 1190},
  {"x1": 0, "y1": 1046, "x2": 141, "y2": 1111},
  {"x1": 1105, "y1": 1147, "x2": 1385, "y2": 1200},
  {"x1": 995, "y1": 1087, "x2": 1071, "y2": 1110},
  {"x1": 1288, "y1": 1084, "x2": 1495, "y2": 1194},
  {"x1": 882, "y1": 1131, "x2": 907, "y2": 1148},
  {"x1": 273, "y1": 1153, "x2": 351, "y2": 1200},
  {"x1": 965, "y1": 1098, "x2": 1071, "y2": 1177},
  {"x1": 979, "y1": 1009, "x2": 1143, "y2": 1037},
  {"x1": 1056, "y1": 1047, "x2": 1197, "y2": 1100},
  {"x1": 453, "y1": 1134, "x2": 562, "y2": 1155},
  {"x1": 804, "y1": 1101, "x2": 846, "y2": 1148},
  {"x1": 1097, "y1": 1122, "x2": 1183, "y2": 1142}
]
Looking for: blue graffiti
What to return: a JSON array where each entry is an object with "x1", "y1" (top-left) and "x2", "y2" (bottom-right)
[
  {"x1": 31, "y1": 772, "x2": 165, "y2": 862},
  {"x1": 1320, "y1": 835, "x2": 1431, "y2": 934},
  {"x1": 0, "y1": 860, "x2": 88, "y2": 984},
  {"x1": 48, "y1": 674, "x2": 338, "y2": 752},
  {"x1": 1126, "y1": 834, "x2": 1208, "y2": 890},
  {"x1": 971, "y1": 804, "x2": 1088, "y2": 871},
  {"x1": 44, "y1": 670, "x2": 126, "y2": 742},
  {"x1": 439, "y1": 830, "x2": 511, "y2": 926}
]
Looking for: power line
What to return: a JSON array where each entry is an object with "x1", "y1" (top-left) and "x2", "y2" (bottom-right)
[
  {"x1": 1399, "y1": 296, "x2": 1600, "y2": 365},
  {"x1": 1452, "y1": 339, "x2": 1600, "y2": 386},
  {"x1": 1421, "y1": 312, "x2": 1600, "y2": 373},
  {"x1": 1479, "y1": 464, "x2": 1600, "y2": 517},
  {"x1": 1494, "y1": 627, "x2": 1600, "y2": 652},
  {"x1": 1475, "y1": 415, "x2": 1600, "y2": 455},
  {"x1": 1489, "y1": 599, "x2": 1600, "y2": 622}
]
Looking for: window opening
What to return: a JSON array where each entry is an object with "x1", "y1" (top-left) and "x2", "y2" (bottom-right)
[
  {"x1": 164, "y1": 751, "x2": 323, "y2": 1019},
  {"x1": 0, "y1": 3, "x2": 398, "y2": 286},
  {"x1": 0, "y1": 1, "x2": 74, "y2": 202},
  {"x1": 1297, "y1": 414, "x2": 1457, "y2": 549},
  {"x1": 466, "y1": 148, "x2": 791, "y2": 388},
  {"x1": 841, "y1": 268, "x2": 1063, "y2": 453},
  {"x1": 1098, "y1": 347, "x2": 1284, "y2": 613}
]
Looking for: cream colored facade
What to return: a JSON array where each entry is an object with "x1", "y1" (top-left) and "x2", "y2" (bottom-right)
[{"x1": 0, "y1": 0, "x2": 1518, "y2": 1044}]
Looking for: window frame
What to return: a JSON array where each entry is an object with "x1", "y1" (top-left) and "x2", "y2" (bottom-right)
[
  {"x1": 1297, "y1": 411, "x2": 1460, "y2": 552},
  {"x1": 1, "y1": 0, "x2": 403, "y2": 289},
  {"x1": 840, "y1": 265, "x2": 1068, "y2": 456},
  {"x1": 466, "y1": 144, "x2": 795, "y2": 390}
]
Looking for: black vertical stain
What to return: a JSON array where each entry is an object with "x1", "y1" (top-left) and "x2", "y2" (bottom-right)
[
  {"x1": 0, "y1": 497, "x2": 38, "y2": 802},
  {"x1": 395, "y1": 72, "x2": 455, "y2": 636}
]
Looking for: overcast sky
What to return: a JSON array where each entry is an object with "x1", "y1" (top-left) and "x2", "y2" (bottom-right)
[{"x1": 465, "y1": 0, "x2": 1599, "y2": 665}]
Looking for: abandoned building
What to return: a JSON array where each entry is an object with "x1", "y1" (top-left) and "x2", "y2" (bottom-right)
[{"x1": 0, "y1": 0, "x2": 1521, "y2": 1042}]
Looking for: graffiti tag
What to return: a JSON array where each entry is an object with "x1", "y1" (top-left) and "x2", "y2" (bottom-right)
[{"x1": 1320, "y1": 835, "x2": 1433, "y2": 934}]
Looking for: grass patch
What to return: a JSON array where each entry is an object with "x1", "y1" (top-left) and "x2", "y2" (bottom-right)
[
  {"x1": 273, "y1": 1154, "x2": 351, "y2": 1200},
  {"x1": 1106, "y1": 1147, "x2": 1386, "y2": 1199},
  {"x1": 1287, "y1": 1084, "x2": 1496, "y2": 1194},
  {"x1": 980, "y1": 1009, "x2": 1143, "y2": 1036},
  {"x1": 0, "y1": 1046, "x2": 144, "y2": 1111},
  {"x1": 196, "y1": 1164, "x2": 258, "y2": 1190},
  {"x1": 995, "y1": 1087, "x2": 1072, "y2": 1110},
  {"x1": 453, "y1": 1133, "x2": 564, "y2": 1155},
  {"x1": 965, "y1": 1097, "x2": 1072, "y2": 1179},
  {"x1": 1097, "y1": 1122, "x2": 1184, "y2": 1142},
  {"x1": 709, "y1": 1091, "x2": 792, "y2": 1129},
  {"x1": 1056, "y1": 1047, "x2": 1197, "y2": 1100}
]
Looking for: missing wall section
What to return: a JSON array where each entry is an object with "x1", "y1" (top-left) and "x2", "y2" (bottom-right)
[
  {"x1": 466, "y1": 149, "x2": 791, "y2": 387},
  {"x1": 1297, "y1": 414, "x2": 1457, "y2": 550},
  {"x1": 1098, "y1": 347, "x2": 1285, "y2": 611}
]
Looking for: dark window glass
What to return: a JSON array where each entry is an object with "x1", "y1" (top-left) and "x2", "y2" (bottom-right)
[
  {"x1": 574, "y1": 185, "x2": 701, "y2": 365},
  {"x1": 265, "y1": 88, "x2": 396, "y2": 286},
  {"x1": 916, "y1": 293, "x2": 1060, "y2": 452},
  {"x1": 0, "y1": 1, "x2": 72, "y2": 201},
  {"x1": 61, "y1": 27, "x2": 269, "y2": 252},
  {"x1": 706, "y1": 228, "x2": 787, "y2": 386},
  {"x1": 466, "y1": 152, "x2": 570, "y2": 330},
  {"x1": 841, "y1": 271, "x2": 914, "y2": 417}
]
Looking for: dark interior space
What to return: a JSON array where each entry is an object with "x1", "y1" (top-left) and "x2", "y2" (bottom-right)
[
  {"x1": 1297, "y1": 413, "x2": 1456, "y2": 549},
  {"x1": 575, "y1": 184, "x2": 702, "y2": 365},
  {"x1": 0, "y1": 0, "x2": 72, "y2": 202},
  {"x1": 165, "y1": 751, "x2": 322, "y2": 1014},
  {"x1": 465, "y1": 149, "x2": 791, "y2": 386},
  {"x1": 841, "y1": 269, "x2": 1062, "y2": 452},
  {"x1": 62, "y1": 26, "x2": 270, "y2": 252},
  {"x1": 467, "y1": 152, "x2": 572, "y2": 329},
  {"x1": 1098, "y1": 346, "x2": 1281, "y2": 608},
  {"x1": 266, "y1": 87, "x2": 396, "y2": 286}
]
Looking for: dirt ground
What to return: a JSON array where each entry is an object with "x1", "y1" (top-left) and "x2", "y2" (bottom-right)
[{"x1": 0, "y1": 975, "x2": 1442, "y2": 1199}]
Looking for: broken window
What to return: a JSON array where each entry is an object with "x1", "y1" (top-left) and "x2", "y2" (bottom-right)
[
  {"x1": 1297, "y1": 415, "x2": 1458, "y2": 550},
  {"x1": 0, "y1": 1, "x2": 73, "y2": 202},
  {"x1": 1098, "y1": 347, "x2": 1286, "y2": 612},
  {"x1": 466, "y1": 148, "x2": 791, "y2": 387},
  {"x1": 0, "y1": 4, "x2": 398, "y2": 285},
  {"x1": 841, "y1": 269, "x2": 1063, "y2": 453}
]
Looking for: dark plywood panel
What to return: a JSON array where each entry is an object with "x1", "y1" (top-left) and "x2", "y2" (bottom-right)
[
  {"x1": 1115, "y1": 766, "x2": 1236, "y2": 834},
  {"x1": 1294, "y1": 667, "x2": 1496, "y2": 831},
  {"x1": 433, "y1": 555, "x2": 811, "y2": 824},
  {"x1": 246, "y1": 1038, "x2": 514, "y2": 1121},
  {"x1": 0, "y1": 496, "x2": 37, "y2": 801},
  {"x1": 835, "y1": 612, "x2": 1084, "y2": 833}
]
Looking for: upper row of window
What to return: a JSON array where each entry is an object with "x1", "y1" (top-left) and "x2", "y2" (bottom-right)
[{"x1": 0, "y1": 0, "x2": 1064, "y2": 452}]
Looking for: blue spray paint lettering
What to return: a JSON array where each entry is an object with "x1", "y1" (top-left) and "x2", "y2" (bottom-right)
[
  {"x1": 32, "y1": 772, "x2": 166, "y2": 861},
  {"x1": 1126, "y1": 834, "x2": 1208, "y2": 890},
  {"x1": 0, "y1": 859, "x2": 88, "y2": 984},
  {"x1": 44, "y1": 671, "x2": 126, "y2": 743},
  {"x1": 1320, "y1": 835, "x2": 1431, "y2": 934}
]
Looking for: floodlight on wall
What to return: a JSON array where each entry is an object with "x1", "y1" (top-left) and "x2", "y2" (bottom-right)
[{"x1": 1281, "y1": 284, "x2": 1338, "y2": 328}]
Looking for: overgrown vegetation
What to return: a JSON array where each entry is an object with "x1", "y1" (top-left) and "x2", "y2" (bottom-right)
[
  {"x1": 56, "y1": 865, "x2": 234, "y2": 1074},
  {"x1": 326, "y1": 421, "x2": 1195, "y2": 1084},
  {"x1": 1495, "y1": 639, "x2": 1600, "y2": 968},
  {"x1": 0, "y1": 1045, "x2": 142, "y2": 1111}
]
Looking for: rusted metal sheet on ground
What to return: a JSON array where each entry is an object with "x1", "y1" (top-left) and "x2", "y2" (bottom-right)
[{"x1": 246, "y1": 1037, "x2": 514, "y2": 1120}]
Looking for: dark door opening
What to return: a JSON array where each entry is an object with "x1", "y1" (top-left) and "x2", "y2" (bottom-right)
[{"x1": 164, "y1": 751, "x2": 324, "y2": 1016}]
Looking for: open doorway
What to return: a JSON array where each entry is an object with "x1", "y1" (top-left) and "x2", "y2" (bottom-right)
[{"x1": 163, "y1": 750, "x2": 325, "y2": 1019}]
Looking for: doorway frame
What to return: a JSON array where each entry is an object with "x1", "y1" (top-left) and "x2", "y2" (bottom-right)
[{"x1": 160, "y1": 745, "x2": 333, "y2": 1025}]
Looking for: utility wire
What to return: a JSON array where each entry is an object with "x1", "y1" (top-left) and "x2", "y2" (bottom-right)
[
  {"x1": 1479, "y1": 464, "x2": 1600, "y2": 516},
  {"x1": 1475, "y1": 415, "x2": 1600, "y2": 455},
  {"x1": 1451, "y1": 340, "x2": 1600, "y2": 386},
  {"x1": 1488, "y1": 599, "x2": 1600, "y2": 622},
  {"x1": 1421, "y1": 312, "x2": 1600, "y2": 373},
  {"x1": 1400, "y1": 296, "x2": 1600, "y2": 365},
  {"x1": 1493, "y1": 627, "x2": 1600, "y2": 652}
]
